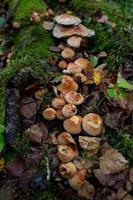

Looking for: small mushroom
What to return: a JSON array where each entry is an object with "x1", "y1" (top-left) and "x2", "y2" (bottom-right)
[
  {"x1": 55, "y1": 14, "x2": 81, "y2": 26},
  {"x1": 64, "y1": 91, "x2": 84, "y2": 105},
  {"x1": 57, "y1": 75, "x2": 78, "y2": 94},
  {"x1": 63, "y1": 115, "x2": 82, "y2": 134},
  {"x1": 52, "y1": 97, "x2": 65, "y2": 109},
  {"x1": 53, "y1": 24, "x2": 95, "y2": 38},
  {"x1": 42, "y1": 108, "x2": 56, "y2": 120},
  {"x1": 82, "y1": 113, "x2": 103, "y2": 136},
  {"x1": 68, "y1": 169, "x2": 86, "y2": 190},
  {"x1": 56, "y1": 109, "x2": 65, "y2": 120},
  {"x1": 58, "y1": 132, "x2": 76, "y2": 146},
  {"x1": 34, "y1": 88, "x2": 45, "y2": 99},
  {"x1": 74, "y1": 73, "x2": 87, "y2": 83},
  {"x1": 58, "y1": 60, "x2": 67, "y2": 69},
  {"x1": 74, "y1": 58, "x2": 92, "y2": 70},
  {"x1": 42, "y1": 21, "x2": 54, "y2": 31},
  {"x1": 59, "y1": 162, "x2": 77, "y2": 179},
  {"x1": 61, "y1": 47, "x2": 75, "y2": 59},
  {"x1": 67, "y1": 62, "x2": 82, "y2": 74},
  {"x1": 67, "y1": 36, "x2": 82, "y2": 48},
  {"x1": 58, "y1": 145, "x2": 75, "y2": 163},
  {"x1": 62, "y1": 104, "x2": 77, "y2": 118}
]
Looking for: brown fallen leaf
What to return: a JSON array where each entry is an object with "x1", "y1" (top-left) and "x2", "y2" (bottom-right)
[
  {"x1": 78, "y1": 180, "x2": 94, "y2": 200},
  {"x1": 7, "y1": 158, "x2": 26, "y2": 177},
  {"x1": 100, "y1": 148, "x2": 128, "y2": 174}
]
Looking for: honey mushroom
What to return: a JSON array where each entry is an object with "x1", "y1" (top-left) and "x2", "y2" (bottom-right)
[
  {"x1": 63, "y1": 115, "x2": 82, "y2": 134},
  {"x1": 57, "y1": 145, "x2": 76, "y2": 163},
  {"x1": 64, "y1": 91, "x2": 84, "y2": 105},
  {"x1": 56, "y1": 109, "x2": 65, "y2": 120},
  {"x1": 74, "y1": 73, "x2": 87, "y2": 83},
  {"x1": 66, "y1": 62, "x2": 82, "y2": 74},
  {"x1": 74, "y1": 57, "x2": 92, "y2": 71},
  {"x1": 82, "y1": 113, "x2": 103, "y2": 136},
  {"x1": 59, "y1": 162, "x2": 77, "y2": 179},
  {"x1": 42, "y1": 108, "x2": 56, "y2": 120},
  {"x1": 62, "y1": 104, "x2": 77, "y2": 118},
  {"x1": 58, "y1": 60, "x2": 67, "y2": 69},
  {"x1": 52, "y1": 97, "x2": 65, "y2": 109},
  {"x1": 61, "y1": 47, "x2": 75, "y2": 60},
  {"x1": 58, "y1": 132, "x2": 76, "y2": 146}
]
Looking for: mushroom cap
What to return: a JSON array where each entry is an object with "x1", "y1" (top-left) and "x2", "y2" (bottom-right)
[
  {"x1": 68, "y1": 169, "x2": 86, "y2": 190},
  {"x1": 42, "y1": 108, "x2": 56, "y2": 120},
  {"x1": 82, "y1": 113, "x2": 103, "y2": 136},
  {"x1": 53, "y1": 24, "x2": 95, "y2": 38},
  {"x1": 74, "y1": 58, "x2": 92, "y2": 70},
  {"x1": 57, "y1": 75, "x2": 78, "y2": 94},
  {"x1": 55, "y1": 14, "x2": 81, "y2": 26},
  {"x1": 62, "y1": 104, "x2": 77, "y2": 118},
  {"x1": 58, "y1": 132, "x2": 76, "y2": 146},
  {"x1": 67, "y1": 36, "x2": 82, "y2": 48},
  {"x1": 56, "y1": 109, "x2": 65, "y2": 120},
  {"x1": 58, "y1": 60, "x2": 67, "y2": 69},
  {"x1": 61, "y1": 47, "x2": 75, "y2": 59},
  {"x1": 59, "y1": 162, "x2": 77, "y2": 179},
  {"x1": 34, "y1": 89, "x2": 45, "y2": 99},
  {"x1": 63, "y1": 115, "x2": 82, "y2": 134},
  {"x1": 67, "y1": 62, "x2": 82, "y2": 74},
  {"x1": 52, "y1": 97, "x2": 65, "y2": 109},
  {"x1": 74, "y1": 73, "x2": 87, "y2": 83},
  {"x1": 42, "y1": 21, "x2": 54, "y2": 31},
  {"x1": 64, "y1": 91, "x2": 84, "y2": 105},
  {"x1": 58, "y1": 145, "x2": 75, "y2": 163}
]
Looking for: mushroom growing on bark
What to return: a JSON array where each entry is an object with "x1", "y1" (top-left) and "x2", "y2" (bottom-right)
[
  {"x1": 63, "y1": 115, "x2": 82, "y2": 134},
  {"x1": 61, "y1": 47, "x2": 75, "y2": 59},
  {"x1": 55, "y1": 13, "x2": 81, "y2": 25},
  {"x1": 67, "y1": 36, "x2": 82, "y2": 48},
  {"x1": 82, "y1": 113, "x2": 103, "y2": 136},
  {"x1": 64, "y1": 91, "x2": 84, "y2": 105},
  {"x1": 52, "y1": 97, "x2": 65, "y2": 109},
  {"x1": 42, "y1": 108, "x2": 56, "y2": 120},
  {"x1": 62, "y1": 104, "x2": 77, "y2": 118},
  {"x1": 58, "y1": 145, "x2": 76, "y2": 163},
  {"x1": 57, "y1": 75, "x2": 78, "y2": 94},
  {"x1": 59, "y1": 162, "x2": 77, "y2": 179}
]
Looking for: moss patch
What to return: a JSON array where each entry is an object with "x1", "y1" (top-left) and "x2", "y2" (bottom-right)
[{"x1": 8, "y1": 0, "x2": 47, "y2": 23}]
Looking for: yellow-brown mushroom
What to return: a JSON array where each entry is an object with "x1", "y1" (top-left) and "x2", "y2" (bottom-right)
[{"x1": 63, "y1": 115, "x2": 82, "y2": 134}]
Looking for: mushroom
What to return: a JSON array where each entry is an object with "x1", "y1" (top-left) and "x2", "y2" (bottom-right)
[
  {"x1": 58, "y1": 132, "x2": 76, "y2": 146},
  {"x1": 53, "y1": 24, "x2": 95, "y2": 38},
  {"x1": 74, "y1": 73, "x2": 87, "y2": 83},
  {"x1": 82, "y1": 113, "x2": 103, "y2": 136},
  {"x1": 58, "y1": 145, "x2": 75, "y2": 163},
  {"x1": 54, "y1": 14, "x2": 81, "y2": 26},
  {"x1": 42, "y1": 108, "x2": 56, "y2": 120},
  {"x1": 52, "y1": 97, "x2": 65, "y2": 109},
  {"x1": 67, "y1": 36, "x2": 82, "y2": 48},
  {"x1": 34, "y1": 88, "x2": 45, "y2": 99},
  {"x1": 61, "y1": 47, "x2": 75, "y2": 59},
  {"x1": 58, "y1": 60, "x2": 67, "y2": 69},
  {"x1": 57, "y1": 75, "x2": 78, "y2": 94},
  {"x1": 68, "y1": 169, "x2": 86, "y2": 190},
  {"x1": 59, "y1": 162, "x2": 77, "y2": 179},
  {"x1": 64, "y1": 91, "x2": 84, "y2": 105},
  {"x1": 62, "y1": 104, "x2": 77, "y2": 118},
  {"x1": 42, "y1": 21, "x2": 54, "y2": 31},
  {"x1": 67, "y1": 62, "x2": 82, "y2": 74},
  {"x1": 56, "y1": 109, "x2": 65, "y2": 120},
  {"x1": 74, "y1": 58, "x2": 92, "y2": 71},
  {"x1": 63, "y1": 115, "x2": 82, "y2": 134}
]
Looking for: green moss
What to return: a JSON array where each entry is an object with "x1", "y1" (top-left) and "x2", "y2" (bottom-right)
[{"x1": 9, "y1": 0, "x2": 47, "y2": 23}]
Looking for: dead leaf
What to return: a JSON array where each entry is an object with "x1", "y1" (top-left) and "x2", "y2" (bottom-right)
[
  {"x1": 78, "y1": 180, "x2": 94, "y2": 200},
  {"x1": 93, "y1": 69, "x2": 103, "y2": 85},
  {"x1": 100, "y1": 148, "x2": 128, "y2": 174},
  {"x1": 7, "y1": 158, "x2": 26, "y2": 177},
  {"x1": 104, "y1": 111, "x2": 124, "y2": 129}
]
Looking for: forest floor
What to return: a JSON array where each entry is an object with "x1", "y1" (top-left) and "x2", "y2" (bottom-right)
[{"x1": 0, "y1": 0, "x2": 133, "y2": 200}]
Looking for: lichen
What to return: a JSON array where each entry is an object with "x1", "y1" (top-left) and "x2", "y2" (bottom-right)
[{"x1": 8, "y1": 0, "x2": 47, "y2": 23}]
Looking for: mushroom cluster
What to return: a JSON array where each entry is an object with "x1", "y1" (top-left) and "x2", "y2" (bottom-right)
[{"x1": 41, "y1": 13, "x2": 128, "y2": 199}]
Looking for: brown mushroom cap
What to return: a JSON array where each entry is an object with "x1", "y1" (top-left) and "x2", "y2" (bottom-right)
[
  {"x1": 61, "y1": 47, "x2": 75, "y2": 59},
  {"x1": 58, "y1": 132, "x2": 76, "y2": 145},
  {"x1": 67, "y1": 62, "x2": 82, "y2": 74},
  {"x1": 67, "y1": 36, "x2": 82, "y2": 48},
  {"x1": 82, "y1": 113, "x2": 103, "y2": 136},
  {"x1": 59, "y1": 162, "x2": 77, "y2": 179},
  {"x1": 52, "y1": 97, "x2": 65, "y2": 109},
  {"x1": 74, "y1": 73, "x2": 87, "y2": 83},
  {"x1": 63, "y1": 115, "x2": 82, "y2": 134},
  {"x1": 74, "y1": 58, "x2": 92, "y2": 70},
  {"x1": 42, "y1": 108, "x2": 56, "y2": 120},
  {"x1": 55, "y1": 14, "x2": 81, "y2": 26},
  {"x1": 64, "y1": 91, "x2": 84, "y2": 105},
  {"x1": 34, "y1": 89, "x2": 45, "y2": 99},
  {"x1": 53, "y1": 24, "x2": 95, "y2": 38},
  {"x1": 58, "y1": 145, "x2": 75, "y2": 163},
  {"x1": 68, "y1": 169, "x2": 86, "y2": 190},
  {"x1": 62, "y1": 104, "x2": 77, "y2": 118},
  {"x1": 57, "y1": 75, "x2": 78, "y2": 94},
  {"x1": 56, "y1": 109, "x2": 65, "y2": 120},
  {"x1": 58, "y1": 60, "x2": 67, "y2": 69}
]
